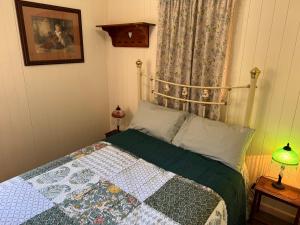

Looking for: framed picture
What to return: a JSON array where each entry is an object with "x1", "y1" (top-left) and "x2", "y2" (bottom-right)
[{"x1": 15, "y1": 0, "x2": 84, "y2": 66}]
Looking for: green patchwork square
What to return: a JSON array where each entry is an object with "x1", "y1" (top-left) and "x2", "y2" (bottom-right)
[
  {"x1": 145, "y1": 176, "x2": 221, "y2": 225},
  {"x1": 22, "y1": 206, "x2": 78, "y2": 225}
]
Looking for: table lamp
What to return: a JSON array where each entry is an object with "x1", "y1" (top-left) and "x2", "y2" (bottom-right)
[
  {"x1": 271, "y1": 143, "x2": 299, "y2": 190},
  {"x1": 112, "y1": 105, "x2": 125, "y2": 131}
]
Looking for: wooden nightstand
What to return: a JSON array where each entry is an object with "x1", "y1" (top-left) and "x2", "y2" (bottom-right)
[
  {"x1": 105, "y1": 129, "x2": 121, "y2": 138},
  {"x1": 250, "y1": 176, "x2": 300, "y2": 225}
]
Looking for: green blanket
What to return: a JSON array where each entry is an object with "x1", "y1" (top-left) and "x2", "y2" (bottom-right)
[{"x1": 106, "y1": 129, "x2": 246, "y2": 225}]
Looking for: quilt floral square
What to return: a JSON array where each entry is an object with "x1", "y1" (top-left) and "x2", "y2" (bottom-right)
[
  {"x1": 59, "y1": 180, "x2": 140, "y2": 225},
  {"x1": 28, "y1": 160, "x2": 102, "y2": 204}
]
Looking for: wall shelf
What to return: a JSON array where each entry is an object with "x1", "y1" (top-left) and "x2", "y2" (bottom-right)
[{"x1": 96, "y1": 22, "x2": 155, "y2": 47}]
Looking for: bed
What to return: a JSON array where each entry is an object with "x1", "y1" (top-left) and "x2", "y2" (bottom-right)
[
  {"x1": 1, "y1": 131, "x2": 244, "y2": 225},
  {"x1": 0, "y1": 60, "x2": 260, "y2": 225}
]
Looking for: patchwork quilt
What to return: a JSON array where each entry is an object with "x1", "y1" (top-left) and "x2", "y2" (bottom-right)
[{"x1": 1, "y1": 142, "x2": 227, "y2": 225}]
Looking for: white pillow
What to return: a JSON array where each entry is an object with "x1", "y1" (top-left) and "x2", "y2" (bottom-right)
[
  {"x1": 172, "y1": 114, "x2": 254, "y2": 171},
  {"x1": 129, "y1": 101, "x2": 187, "y2": 143}
]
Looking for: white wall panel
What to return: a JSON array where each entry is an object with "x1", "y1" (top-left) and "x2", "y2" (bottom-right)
[{"x1": 0, "y1": 0, "x2": 109, "y2": 181}]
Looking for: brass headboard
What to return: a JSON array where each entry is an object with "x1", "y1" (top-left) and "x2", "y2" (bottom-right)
[{"x1": 136, "y1": 59, "x2": 261, "y2": 127}]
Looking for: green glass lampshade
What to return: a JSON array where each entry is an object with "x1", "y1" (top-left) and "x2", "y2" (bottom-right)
[{"x1": 272, "y1": 143, "x2": 299, "y2": 166}]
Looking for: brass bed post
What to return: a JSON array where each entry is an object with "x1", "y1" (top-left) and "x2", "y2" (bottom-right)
[
  {"x1": 150, "y1": 72, "x2": 155, "y2": 103},
  {"x1": 136, "y1": 59, "x2": 143, "y2": 102},
  {"x1": 182, "y1": 87, "x2": 189, "y2": 111},
  {"x1": 163, "y1": 84, "x2": 170, "y2": 107},
  {"x1": 244, "y1": 67, "x2": 261, "y2": 127}
]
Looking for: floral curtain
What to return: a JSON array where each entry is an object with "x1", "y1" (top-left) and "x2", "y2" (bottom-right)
[{"x1": 156, "y1": 0, "x2": 235, "y2": 120}]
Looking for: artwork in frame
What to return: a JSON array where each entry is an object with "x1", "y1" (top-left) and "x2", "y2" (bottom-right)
[{"x1": 15, "y1": 0, "x2": 84, "y2": 66}]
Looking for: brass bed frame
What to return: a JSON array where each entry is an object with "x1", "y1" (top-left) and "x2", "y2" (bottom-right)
[{"x1": 135, "y1": 59, "x2": 261, "y2": 127}]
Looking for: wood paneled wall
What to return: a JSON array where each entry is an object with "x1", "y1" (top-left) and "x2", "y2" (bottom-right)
[
  {"x1": 228, "y1": 0, "x2": 300, "y2": 188},
  {"x1": 0, "y1": 0, "x2": 109, "y2": 181}
]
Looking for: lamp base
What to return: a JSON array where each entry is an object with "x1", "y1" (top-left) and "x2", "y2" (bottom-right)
[{"x1": 272, "y1": 181, "x2": 285, "y2": 190}]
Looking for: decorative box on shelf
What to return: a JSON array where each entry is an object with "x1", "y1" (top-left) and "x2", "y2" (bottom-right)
[{"x1": 96, "y1": 22, "x2": 155, "y2": 47}]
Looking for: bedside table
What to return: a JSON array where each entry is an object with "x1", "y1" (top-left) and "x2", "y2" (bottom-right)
[
  {"x1": 105, "y1": 129, "x2": 121, "y2": 138},
  {"x1": 250, "y1": 176, "x2": 300, "y2": 225}
]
